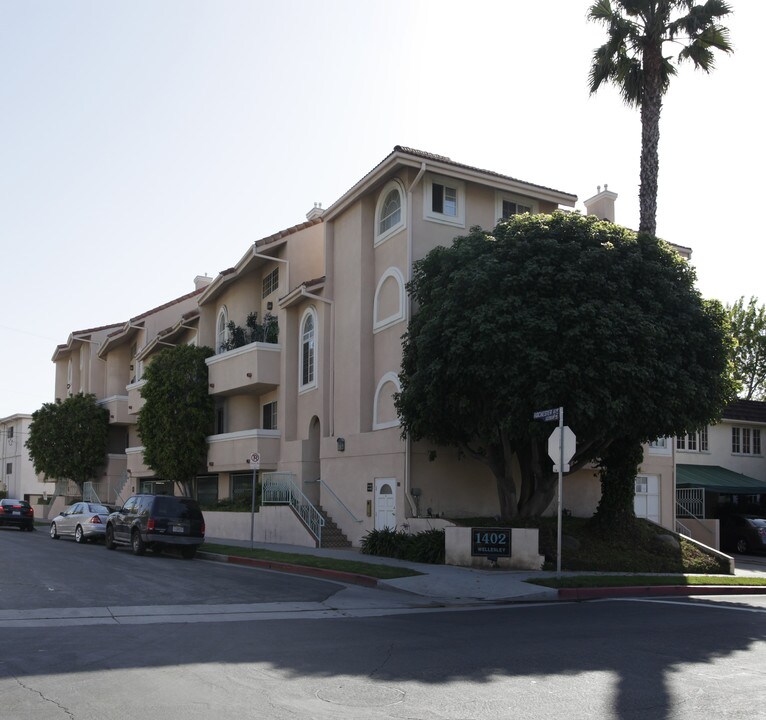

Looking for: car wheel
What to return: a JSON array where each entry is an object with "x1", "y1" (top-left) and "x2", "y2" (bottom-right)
[
  {"x1": 50, "y1": 523, "x2": 60, "y2": 540},
  {"x1": 74, "y1": 525, "x2": 85, "y2": 544},
  {"x1": 736, "y1": 537, "x2": 749, "y2": 554},
  {"x1": 105, "y1": 525, "x2": 116, "y2": 550},
  {"x1": 180, "y1": 546, "x2": 197, "y2": 560},
  {"x1": 131, "y1": 529, "x2": 146, "y2": 556}
]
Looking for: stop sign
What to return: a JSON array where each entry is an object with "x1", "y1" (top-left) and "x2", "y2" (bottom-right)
[{"x1": 548, "y1": 426, "x2": 576, "y2": 472}]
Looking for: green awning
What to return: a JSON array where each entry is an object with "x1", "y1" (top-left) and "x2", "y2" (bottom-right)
[{"x1": 676, "y1": 464, "x2": 766, "y2": 494}]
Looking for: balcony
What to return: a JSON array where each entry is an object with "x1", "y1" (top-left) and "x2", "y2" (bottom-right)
[
  {"x1": 99, "y1": 395, "x2": 130, "y2": 425},
  {"x1": 206, "y1": 429, "x2": 280, "y2": 472},
  {"x1": 206, "y1": 343, "x2": 281, "y2": 396},
  {"x1": 126, "y1": 446, "x2": 151, "y2": 477},
  {"x1": 127, "y1": 380, "x2": 146, "y2": 416}
]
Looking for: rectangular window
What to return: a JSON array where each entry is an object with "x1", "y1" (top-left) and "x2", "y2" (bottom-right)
[
  {"x1": 700, "y1": 426, "x2": 709, "y2": 452},
  {"x1": 195, "y1": 476, "x2": 218, "y2": 506},
  {"x1": 7, "y1": 427, "x2": 13, "y2": 439},
  {"x1": 676, "y1": 436, "x2": 686, "y2": 450},
  {"x1": 432, "y1": 183, "x2": 457, "y2": 217},
  {"x1": 731, "y1": 426, "x2": 762, "y2": 455},
  {"x1": 688, "y1": 433, "x2": 697, "y2": 451},
  {"x1": 262, "y1": 268, "x2": 279, "y2": 298},
  {"x1": 215, "y1": 402, "x2": 226, "y2": 435},
  {"x1": 650, "y1": 438, "x2": 667, "y2": 449},
  {"x1": 502, "y1": 199, "x2": 532, "y2": 218},
  {"x1": 262, "y1": 401, "x2": 278, "y2": 430},
  {"x1": 231, "y1": 473, "x2": 254, "y2": 503},
  {"x1": 5, "y1": 463, "x2": 11, "y2": 475}
]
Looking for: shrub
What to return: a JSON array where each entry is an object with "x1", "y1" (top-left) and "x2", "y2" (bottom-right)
[{"x1": 361, "y1": 527, "x2": 445, "y2": 564}]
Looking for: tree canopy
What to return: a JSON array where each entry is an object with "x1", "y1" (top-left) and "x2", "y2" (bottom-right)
[
  {"x1": 396, "y1": 212, "x2": 736, "y2": 520},
  {"x1": 588, "y1": 0, "x2": 733, "y2": 235},
  {"x1": 25, "y1": 393, "x2": 109, "y2": 490},
  {"x1": 728, "y1": 296, "x2": 766, "y2": 401},
  {"x1": 137, "y1": 344, "x2": 215, "y2": 496}
]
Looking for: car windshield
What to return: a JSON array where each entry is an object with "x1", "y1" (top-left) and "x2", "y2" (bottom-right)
[
  {"x1": 152, "y1": 497, "x2": 201, "y2": 519},
  {"x1": 748, "y1": 518, "x2": 766, "y2": 528}
]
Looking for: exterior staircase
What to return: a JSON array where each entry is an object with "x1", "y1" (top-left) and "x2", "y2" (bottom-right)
[{"x1": 317, "y1": 507, "x2": 352, "y2": 548}]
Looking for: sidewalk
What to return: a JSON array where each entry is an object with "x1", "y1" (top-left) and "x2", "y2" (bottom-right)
[{"x1": 202, "y1": 537, "x2": 766, "y2": 605}]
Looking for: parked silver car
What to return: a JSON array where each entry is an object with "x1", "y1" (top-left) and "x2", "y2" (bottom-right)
[{"x1": 50, "y1": 502, "x2": 115, "y2": 543}]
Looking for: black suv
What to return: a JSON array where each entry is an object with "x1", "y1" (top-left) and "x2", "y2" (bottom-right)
[{"x1": 105, "y1": 494, "x2": 205, "y2": 559}]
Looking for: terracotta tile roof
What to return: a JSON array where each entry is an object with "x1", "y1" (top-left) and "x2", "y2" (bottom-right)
[
  {"x1": 128, "y1": 286, "x2": 207, "y2": 323},
  {"x1": 392, "y1": 145, "x2": 573, "y2": 198},
  {"x1": 256, "y1": 217, "x2": 323, "y2": 248},
  {"x1": 722, "y1": 399, "x2": 766, "y2": 423}
]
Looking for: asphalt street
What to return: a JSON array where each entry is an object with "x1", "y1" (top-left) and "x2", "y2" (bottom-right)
[{"x1": 1, "y1": 526, "x2": 765, "y2": 719}]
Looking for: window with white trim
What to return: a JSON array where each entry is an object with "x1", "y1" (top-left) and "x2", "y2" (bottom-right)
[
  {"x1": 7, "y1": 427, "x2": 13, "y2": 440},
  {"x1": 373, "y1": 372, "x2": 401, "y2": 430},
  {"x1": 262, "y1": 268, "x2": 279, "y2": 298},
  {"x1": 262, "y1": 401, "x2": 278, "y2": 430},
  {"x1": 216, "y1": 307, "x2": 229, "y2": 353},
  {"x1": 300, "y1": 308, "x2": 317, "y2": 391},
  {"x1": 676, "y1": 428, "x2": 708, "y2": 452},
  {"x1": 373, "y1": 267, "x2": 406, "y2": 333},
  {"x1": 424, "y1": 174, "x2": 465, "y2": 227},
  {"x1": 5, "y1": 463, "x2": 11, "y2": 475},
  {"x1": 495, "y1": 192, "x2": 537, "y2": 222},
  {"x1": 375, "y1": 180, "x2": 406, "y2": 245},
  {"x1": 732, "y1": 426, "x2": 761, "y2": 455}
]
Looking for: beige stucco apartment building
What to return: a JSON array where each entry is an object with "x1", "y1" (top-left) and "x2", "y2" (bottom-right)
[{"x1": 48, "y1": 146, "x2": 702, "y2": 546}]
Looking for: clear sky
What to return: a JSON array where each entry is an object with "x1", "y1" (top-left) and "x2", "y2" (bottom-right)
[{"x1": 1, "y1": 0, "x2": 763, "y2": 419}]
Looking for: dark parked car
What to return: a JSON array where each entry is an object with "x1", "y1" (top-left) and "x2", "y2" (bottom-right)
[
  {"x1": 0, "y1": 499, "x2": 34, "y2": 531},
  {"x1": 720, "y1": 514, "x2": 766, "y2": 554},
  {"x1": 50, "y1": 502, "x2": 115, "y2": 543},
  {"x1": 105, "y1": 494, "x2": 205, "y2": 558}
]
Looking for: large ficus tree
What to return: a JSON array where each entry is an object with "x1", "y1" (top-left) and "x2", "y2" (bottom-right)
[
  {"x1": 138, "y1": 344, "x2": 215, "y2": 496},
  {"x1": 25, "y1": 393, "x2": 109, "y2": 491},
  {"x1": 588, "y1": 0, "x2": 733, "y2": 236},
  {"x1": 395, "y1": 212, "x2": 736, "y2": 521}
]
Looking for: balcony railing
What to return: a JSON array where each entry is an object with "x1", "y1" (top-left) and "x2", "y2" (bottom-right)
[{"x1": 206, "y1": 429, "x2": 280, "y2": 472}]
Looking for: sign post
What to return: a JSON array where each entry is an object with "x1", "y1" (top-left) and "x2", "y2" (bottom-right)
[
  {"x1": 535, "y1": 407, "x2": 576, "y2": 575},
  {"x1": 249, "y1": 452, "x2": 261, "y2": 549}
]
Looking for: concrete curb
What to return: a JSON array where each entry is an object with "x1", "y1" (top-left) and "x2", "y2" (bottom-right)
[
  {"x1": 558, "y1": 584, "x2": 766, "y2": 600},
  {"x1": 198, "y1": 551, "x2": 381, "y2": 588}
]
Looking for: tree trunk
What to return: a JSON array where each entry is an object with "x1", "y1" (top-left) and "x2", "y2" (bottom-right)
[
  {"x1": 516, "y1": 439, "x2": 558, "y2": 518},
  {"x1": 638, "y1": 41, "x2": 664, "y2": 236},
  {"x1": 590, "y1": 437, "x2": 644, "y2": 535}
]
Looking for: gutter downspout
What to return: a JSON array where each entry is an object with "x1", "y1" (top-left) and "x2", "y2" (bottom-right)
[
  {"x1": 298, "y1": 287, "x2": 335, "y2": 437},
  {"x1": 403, "y1": 162, "x2": 427, "y2": 518}
]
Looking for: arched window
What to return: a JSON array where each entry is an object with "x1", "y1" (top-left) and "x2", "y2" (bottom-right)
[
  {"x1": 374, "y1": 179, "x2": 406, "y2": 245},
  {"x1": 300, "y1": 308, "x2": 317, "y2": 391},
  {"x1": 373, "y1": 372, "x2": 401, "y2": 430},
  {"x1": 216, "y1": 306, "x2": 229, "y2": 353},
  {"x1": 373, "y1": 267, "x2": 406, "y2": 332}
]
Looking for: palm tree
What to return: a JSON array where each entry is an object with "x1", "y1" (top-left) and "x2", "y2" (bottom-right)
[{"x1": 588, "y1": 0, "x2": 733, "y2": 236}]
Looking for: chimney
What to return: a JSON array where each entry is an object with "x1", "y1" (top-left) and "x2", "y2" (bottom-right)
[
  {"x1": 583, "y1": 184, "x2": 618, "y2": 222},
  {"x1": 194, "y1": 274, "x2": 213, "y2": 290},
  {"x1": 306, "y1": 202, "x2": 324, "y2": 221}
]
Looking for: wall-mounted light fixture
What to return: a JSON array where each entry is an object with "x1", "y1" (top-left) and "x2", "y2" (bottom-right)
[
  {"x1": 267, "y1": 301, "x2": 273, "y2": 311},
  {"x1": 246, "y1": 372, "x2": 252, "y2": 378},
  {"x1": 337, "y1": 437, "x2": 346, "y2": 452}
]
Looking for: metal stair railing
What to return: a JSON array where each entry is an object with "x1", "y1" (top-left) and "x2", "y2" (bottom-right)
[
  {"x1": 261, "y1": 472, "x2": 324, "y2": 545},
  {"x1": 675, "y1": 519, "x2": 692, "y2": 537},
  {"x1": 317, "y1": 479, "x2": 363, "y2": 524}
]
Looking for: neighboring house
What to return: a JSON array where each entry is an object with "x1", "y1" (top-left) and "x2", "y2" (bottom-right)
[
  {"x1": 50, "y1": 146, "x2": 700, "y2": 546},
  {"x1": 673, "y1": 399, "x2": 766, "y2": 546},
  {"x1": 0, "y1": 414, "x2": 54, "y2": 503}
]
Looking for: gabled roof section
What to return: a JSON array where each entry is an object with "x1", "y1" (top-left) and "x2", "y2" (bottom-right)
[
  {"x1": 52, "y1": 323, "x2": 123, "y2": 361},
  {"x1": 198, "y1": 218, "x2": 322, "y2": 306},
  {"x1": 136, "y1": 310, "x2": 200, "y2": 362},
  {"x1": 722, "y1": 399, "x2": 766, "y2": 424},
  {"x1": 97, "y1": 286, "x2": 208, "y2": 359},
  {"x1": 323, "y1": 145, "x2": 578, "y2": 222},
  {"x1": 278, "y1": 276, "x2": 327, "y2": 309}
]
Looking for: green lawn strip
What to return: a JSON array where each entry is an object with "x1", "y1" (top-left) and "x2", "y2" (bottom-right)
[
  {"x1": 528, "y1": 575, "x2": 766, "y2": 589},
  {"x1": 201, "y1": 543, "x2": 423, "y2": 580}
]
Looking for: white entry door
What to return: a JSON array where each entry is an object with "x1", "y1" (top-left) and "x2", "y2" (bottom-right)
[
  {"x1": 634, "y1": 474, "x2": 660, "y2": 523},
  {"x1": 374, "y1": 478, "x2": 396, "y2": 530}
]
